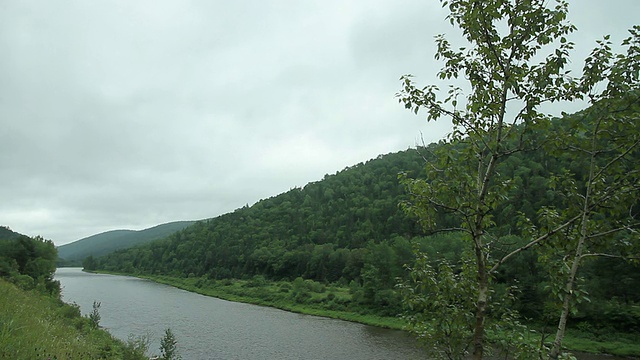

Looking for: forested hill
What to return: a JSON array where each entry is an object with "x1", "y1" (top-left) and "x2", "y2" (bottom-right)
[
  {"x1": 93, "y1": 148, "x2": 429, "y2": 282},
  {"x1": 92, "y1": 118, "x2": 640, "y2": 323},
  {"x1": 92, "y1": 139, "x2": 560, "y2": 282},
  {"x1": 57, "y1": 220, "x2": 196, "y2": 265}
]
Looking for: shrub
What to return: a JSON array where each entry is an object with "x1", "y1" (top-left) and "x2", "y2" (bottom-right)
[
  {"x1": 89, "y1": 301, "x2": 101, "y2": 329},
  {"x1": 160, "y1": 328, "x2": 180, "y2": 360}
]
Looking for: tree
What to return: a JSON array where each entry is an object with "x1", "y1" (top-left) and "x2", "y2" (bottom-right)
[
  {"x1": 83, "y1": 255, "x2": 97, "y2": 271},
  {"x1": 397, "y1": 1, "x2": 635, "y2": 359},
  {"x1": 89, "y1": 300, "x2": 101, "y2": 329},
  {"x1": 159, "y1": 327, "x2": 180, "y2": 360},
  {"x1": 399, "y1": 252, "x2": 477, "y2": 360},
  {"x1": 537, "y1": 29, "x2": 640, "y2": 359},
  {"x1": 0, "y1": 235, "x2": 59, "y2": 294}
]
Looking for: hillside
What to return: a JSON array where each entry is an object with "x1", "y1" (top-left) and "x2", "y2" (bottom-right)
[
  {"x1": 92, "y1": 145, "x2": 567, "y2": 313},
  {"x1": 93, "y1": 141, "x2": 559, "y2": 280},
  {"x1": 94, "y1": 149, "x2": 429, "y2": 308},
  {"x1": 92, "y1": 118, "x2": 640, "y2": 329},
  {"x1": 57, "y1": 221, "x2": 197, "y2": 264}
]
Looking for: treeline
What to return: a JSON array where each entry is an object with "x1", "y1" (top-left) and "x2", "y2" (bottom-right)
[
  {"x1": 91, "y1": 117, "x2": 640, "y2": 327},
  {"x1": 0, "y1": 226, "x2": 60, "y2": 295}
]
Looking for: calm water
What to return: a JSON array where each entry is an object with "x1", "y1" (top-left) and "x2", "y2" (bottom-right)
[{"x1": 55, "y1": 268, "x2": 426, "y2": 359}]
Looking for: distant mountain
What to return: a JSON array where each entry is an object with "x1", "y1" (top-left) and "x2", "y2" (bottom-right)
[{"x1": 57, "y1": 221, "x2": 197, "y2": 264}]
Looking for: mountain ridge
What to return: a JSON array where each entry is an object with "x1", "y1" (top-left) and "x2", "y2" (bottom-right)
[{"x1": 57, "y1": 220, "x2": 198, "y2": 264}]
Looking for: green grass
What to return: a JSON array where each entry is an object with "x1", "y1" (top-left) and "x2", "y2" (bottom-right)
[
  {"x1": 560, "y1": 327, "x2": 640, "y2": 357},
  {"x1": 0, "y1": 279, "x2": 146, "y2": 360}
]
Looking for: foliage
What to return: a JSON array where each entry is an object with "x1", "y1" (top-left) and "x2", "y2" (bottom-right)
[
  {"x1": 83, "y1": 255, "x2": 97, "y2": 271},
  {"x1": 0, "y1": 226, "x2": 22, "y2": 240},
  {"x1": 396, "y1": 0, "x2": 638, "y2": 359},
  {"x1": 399, "y1": 251, "x2": 477, "y2": 360},
  {"x1": 400, "y1": 248, "x2": 545, "y2": 360},
  {"x1": 89, "y1": 300, "x2": 101, "y2": 329},
  {"x1": 0, "y1": 231, "x2": 146, "y2": 358},
  {"x1": 397, "y1": 0, "x2": 577, "y2": 357},
  {"x1": 535, "y1": 27, "x2": 640, "y2": 358},
  {"x1": 122, "y1": 334, "x2": 150, "y2": 360},
  {"x1": 160, "y1": 328, "x2": 180, "y2": 360},
  {"x1": 0, "y1": 233, "x2": 59, "y2": 295}
]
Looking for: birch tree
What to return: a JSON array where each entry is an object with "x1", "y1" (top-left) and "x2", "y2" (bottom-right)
[
  {"x1": 397, "y1": 1, "x2": 637, "y2": 359},
  {"x1": 539, "y1": 28, "x2": 640, "y2": 359}
]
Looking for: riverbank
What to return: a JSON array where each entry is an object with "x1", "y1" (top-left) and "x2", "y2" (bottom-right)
[
  {"x1": 0, "y1": 279, "x2": 148, "y2": 359},
  {"x1": 94, "y1": 270, "x2": 406, "y2": 330},
  {"x1": 93, "y1": 270, "x2": 640, "y2": 358}
]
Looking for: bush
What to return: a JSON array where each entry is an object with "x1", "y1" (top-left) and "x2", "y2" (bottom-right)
[
  {"x1": 122, "y1": 334, "x2": 149, "y2": 360},
  {"x1": 57, "y1": 302, "x2": 82, "y2": 319},
  {"x1": 11, "y1": 274, "x2": 34, "y2": 290},
  {"x1": 245, "y1": 275, "x2": 267, "y2": 287},
  {"x1": 294, "y1": 291, "x2": 311, "y2": 304},
  {"x1": 279, "y1": 282, "x2": 292, "y2": 291}
]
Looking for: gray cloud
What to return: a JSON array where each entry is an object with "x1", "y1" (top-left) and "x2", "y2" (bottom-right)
[{"x1": 1, "y1": 0, "x2": 637, "y2": 245}]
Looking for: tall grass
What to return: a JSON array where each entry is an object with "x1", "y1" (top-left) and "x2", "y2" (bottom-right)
[{"x1": 0, "y1": 279, "x2": 145, "y2": 360}]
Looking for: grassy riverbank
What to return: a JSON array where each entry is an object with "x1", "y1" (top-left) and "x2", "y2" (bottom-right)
[
  {"x1": 94, "y1": 270, "x2": 640, "y2": 358},
  {"x1": 0, "y1": 279, "x2": 147, "y2": 360},
  {"x1": 97, "y1": 272, "x2": 640, "y2": 357}
]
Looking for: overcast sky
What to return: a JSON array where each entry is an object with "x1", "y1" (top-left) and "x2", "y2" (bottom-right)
[{"x1": 1, "y1": 1, "x2": 637, "y2": 246}]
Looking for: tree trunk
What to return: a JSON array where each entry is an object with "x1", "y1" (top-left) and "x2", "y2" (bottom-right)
[
  {"x1": 472, "y1": 240, "x2": 488, "y2": 360},
  {"x1": 549, "y1": 236, "x2": 584, "y2": 359},
  {"x1": 551, "y1": 129, "x2": 597, "y2": 359}
]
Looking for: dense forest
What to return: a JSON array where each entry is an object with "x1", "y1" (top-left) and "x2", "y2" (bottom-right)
[{"x1": 91, "y1": 115, "x2": 640, "y2": 330}]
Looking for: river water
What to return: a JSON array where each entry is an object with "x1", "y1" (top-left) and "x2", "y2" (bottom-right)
[
  {"x1": 55, "y1": 268, "x2": 627, "y2": 360},
  {"x1": 55, "y1": 268, "x2": 426, "y2": 359}
]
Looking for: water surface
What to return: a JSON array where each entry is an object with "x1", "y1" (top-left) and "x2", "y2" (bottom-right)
[
  {"x1": 55, "y1": 268, "x2": 625, "y2": 360},
  {"x1": 56, "y1": 268, "x2": 425, "y2": 359}
]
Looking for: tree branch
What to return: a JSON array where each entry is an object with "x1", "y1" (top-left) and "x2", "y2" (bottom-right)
[{"x1": 489, "y1": 213, "x2": 582, "y2": 275}]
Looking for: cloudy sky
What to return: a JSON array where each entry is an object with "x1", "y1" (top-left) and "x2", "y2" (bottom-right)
[{"x1": 1, "y1": 1, "x2": 637, "y2": 246}]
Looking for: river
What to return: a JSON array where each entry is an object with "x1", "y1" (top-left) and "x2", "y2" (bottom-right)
[
  {"x1": 55, "y1": 268, "x2": 627, "y2": 360},
  {"x1": 55, "y1": 268, "x2": 426, "y2": 359}
]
